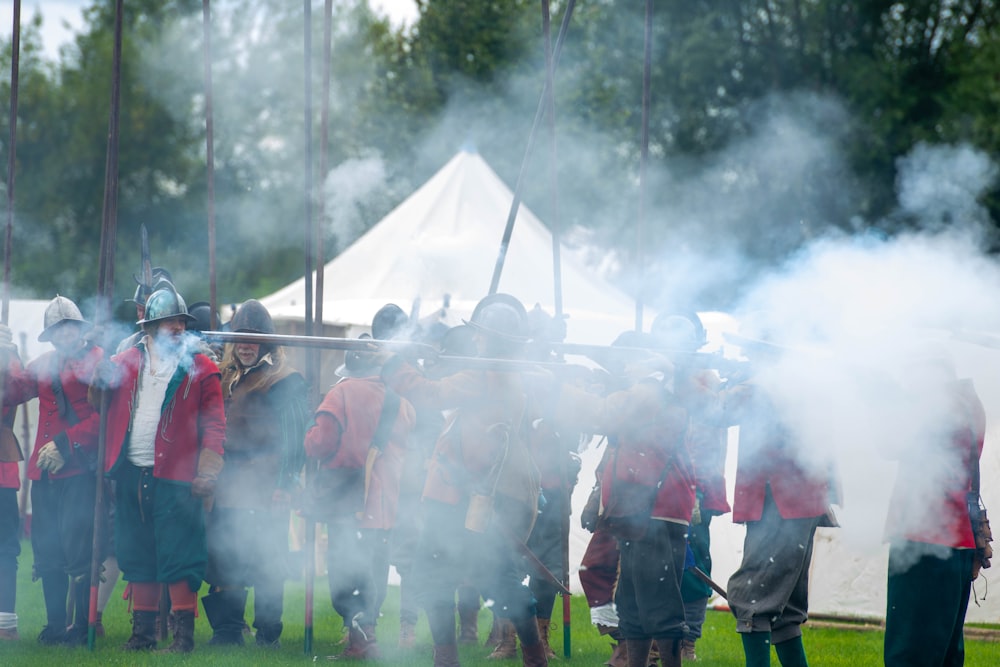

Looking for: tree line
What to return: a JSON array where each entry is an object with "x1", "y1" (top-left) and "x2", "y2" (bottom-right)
[{"x1": 2, "y1": 0, "x2": 998, "y2": 316}]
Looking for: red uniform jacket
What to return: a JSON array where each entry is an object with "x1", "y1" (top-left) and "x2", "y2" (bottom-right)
[
  {"x1": 726, "y1": 382, "x2": 831, "y2": 523},
  {"x1": 680, "y1": 369, "x2": 730, "y2": 515},
  {"x1": 305, "y1": 376, "x2": 415, "y2": 529},
  {"x1": 559, "y1": 378, "x2": 695, "y2": 523},
  {"x1": 885, "y1": 378, "x2": 986, "y2": 549},
  {"x1": 4, "y1": 345, "x2": 102, "y2": 481},
  {"x1": 103, "y1": 343, "x2": 226, "y2": 483}
]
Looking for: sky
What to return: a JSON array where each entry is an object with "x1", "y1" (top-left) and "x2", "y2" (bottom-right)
[{"x1": 1, "y1": 0, "x2": 419, "y2": 62}]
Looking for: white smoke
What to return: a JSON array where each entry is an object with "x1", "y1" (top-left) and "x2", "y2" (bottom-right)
[
  {"x1": 322, "y1": 153, "x2": 389, "y2": 247},
  {"x1": 732, "y1": 143, "x2": 1000, "y2": 557}
]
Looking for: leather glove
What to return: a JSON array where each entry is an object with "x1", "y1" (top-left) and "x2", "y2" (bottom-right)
[
  {"x1": 37, "y1": 442, "x2": 65, "y2": 474},
  {"x1": 191, "y1": 449, "x2": 224, "y2": 498}
]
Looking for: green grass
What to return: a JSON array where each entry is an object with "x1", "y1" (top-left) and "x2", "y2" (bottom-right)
[{"x1": 1, "y1": 540, "x2": 999, "y2": 665}]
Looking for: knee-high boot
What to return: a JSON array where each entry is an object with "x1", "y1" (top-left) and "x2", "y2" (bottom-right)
[
  {"x1": 626, "y1": 639, "x2": 652, "y2": 667},
  {"x1": 655, "y1": 638, "x2": 682, "y2": 667}
]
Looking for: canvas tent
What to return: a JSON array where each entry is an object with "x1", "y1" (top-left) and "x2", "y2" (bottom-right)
[
  {"x1": 259, "y1": 149, "x2": 640, "y2": 347},
  {"x1": 259, "y1": 152, "x2": 1000, "y2": 624}
]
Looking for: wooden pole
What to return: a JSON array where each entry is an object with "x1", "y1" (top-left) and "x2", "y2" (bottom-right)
[
  {"x1": 3, "y1": 0, "x2": 21, "y2": 325},
  {"x1": 89, "y1": 0, "x2": 125, "y2": 650},
  {"x1": 203, "y1": 0, "x2": 218, "y2": 329},
  {"x1": 635, "y1": 0, "x2": 653, "y2": 332},
  {"x1": 302, "y1": 0, "x2": 316, "y2": 654},
  {"x1": 487, "y1": 0, "x2": 576, "y2": 296}
]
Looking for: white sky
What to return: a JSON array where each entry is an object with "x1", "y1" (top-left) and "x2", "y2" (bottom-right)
[{"x1": 2, "y1": 0, "x2": 418, "y2": 62}]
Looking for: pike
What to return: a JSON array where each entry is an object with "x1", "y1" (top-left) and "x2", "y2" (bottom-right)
[
  {"x1": 88, "y1": 0, "x2": 125, "y2": 649},
  {"x1": 691, "y1": 566, "x2": 728, "y2": 600},
  {"x1": 494, "y1": 519, "x2": 571, "y2": 597}
]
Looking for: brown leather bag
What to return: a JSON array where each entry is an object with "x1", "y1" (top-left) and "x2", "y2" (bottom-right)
[{"x1": 970, "y1": 495, "x2": 993, "y2": 581}]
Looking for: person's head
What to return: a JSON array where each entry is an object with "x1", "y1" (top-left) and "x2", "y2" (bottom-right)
[
  {"x1": 227, "y1": 299, "x2": 275, "y2": 368},
  {"x1": 39, "y1": 295, "x2": 92, "y2": 353},
  {"x1": 138, "y1": 286, "x2": 196, "y2": 352},
  {"x1": 372, "y1": 303, "x2": 410, "y2": 341},
  {"x1": 129, "y1": 268, "x2": 173, "y2": 321},
  {"x1": 335, "y1": 333, "x2": 378, "y2": 378},
  {"x1": 465, "y1": 294, "x2": 528, "y2": 359},
  {"x1": 650, "y1": 313, "x2": 705, "y2": 353}
]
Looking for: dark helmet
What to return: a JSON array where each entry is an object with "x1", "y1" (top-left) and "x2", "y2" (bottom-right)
[
  {"x1": 650, "y1": 313, "x2": 705, "y2": 352},
  {"x1": 39, "y1": 295, "x2": 93, "y2": 342},
  {"x1": 526, "y1": 303, "x2": 567, "y2": 344},
  {"x1": 372, "y1": 303, "x2": 409, "y2": 341},
  {"x1": 230, "y1": 299, "x2": 275, "y2": 335},
  {"x1": 186, "y1": 301, "x2": 218, "y2": 334},
  {"x1": 335, "y1": 333, "x2": 378, "y2": 378},
  {"x1": 129, "y1": 267, "x2": 174, "y2": 306},
  {"x1": 465, "y1": 294, "x2": 528, "y2": 342},
  {"x1": 439, "y1": 324, "x2": 478, "y2": 357},
  {"x1": 137, "y1": 285, "x2": 196, "y2": 326}
]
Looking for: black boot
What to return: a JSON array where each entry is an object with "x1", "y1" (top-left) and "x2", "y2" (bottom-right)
[
  {"x1": 655, "y1": 638, "x2": 682, "y2": 667},
  {"x1": 63, "y1": 577, "x2": 91, "y2": 647},
  {"x1": 160, "y1": 609, "x2": 195, "y2": 653},
  {"x1": 203, "y1": 589, "x2": 246, "y2": 646},
  {"x1": 123, "y1": 610, "x2": 158, "y2": 651},
  {"x1": 38, "y1": 574, "x2": 69, "y2": 645}
]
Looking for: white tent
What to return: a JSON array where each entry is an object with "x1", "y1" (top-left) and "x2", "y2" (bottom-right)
[{"x1": 260, "y1": 149, "x2": 640, "y2": 345}]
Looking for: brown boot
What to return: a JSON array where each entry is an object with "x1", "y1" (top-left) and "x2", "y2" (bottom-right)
[
  {"x1": 159, "y1": 610, "x2": 195, "y2": 653},
  {"x1": 680, "y1": 639, "x2": 697, "y2": 661},
  {"x1": 605, "y1": 639, "x2": 629, "y2": 667},
  {"x1": 521, "y1": 640, "x2": 550, "y2": 667},
  {"x1": 123, "y1": 610, "x2": 158, "y2": 651},
  {"x1": 433, "y1": 642, "x2": 462, "y2": 667},
  {"x1": 399, "y1": 620, "x2": 416, "y2": 648},
  {"x1": 648, "y1": 640, "x2": 661, "y2": 666},
  {"x1": 459, "y1": 606, "x2": 480, "y2": 644},
  {"x1": 336, "y1": 625, "x2": 380, "y2": 660},
  {"x1": 487, "y1": 618, "x2": 518, "y2": 659},
  {"x1": 536, "y1": 618, "x2": 557, "y2": 659}
]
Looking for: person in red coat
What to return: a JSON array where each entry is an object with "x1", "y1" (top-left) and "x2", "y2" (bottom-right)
[
  {"x1": 96, "y1": 286, "x2": 226, "y2": 653},
  {"x1": 0, "y1": 328, "x2": 23, "y2": 641},
  {"x1": 723, "y1": 337, "x2": 834, "y2": 667},
  {"x1": 2, "y1": 296, "x2": 102, "y2": 647},
  {"x1": 883, "y1": 350, "x2": 986, "y2": 666},
  {"x1": 305, "y1": 306, "x2": 416, "y2": 660}
]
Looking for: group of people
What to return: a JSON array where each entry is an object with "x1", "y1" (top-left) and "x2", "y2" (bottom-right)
[{"x1": 0, "y1": 282, "x2": 989, "y2": 667}]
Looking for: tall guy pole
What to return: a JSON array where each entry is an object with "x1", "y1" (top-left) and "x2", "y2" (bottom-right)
[
  {"x1": 635, "y1": 0, "x2": 653, "y2": 332},
  {"x1": 203, "y1": 0, "x2": 218, "y2": 329},
  {"x1": 3, "y1": 0, "x2": 20, "y2": 326},
  {"x1": 89, "y1": 0, "x2": 125, "y2": 650}
]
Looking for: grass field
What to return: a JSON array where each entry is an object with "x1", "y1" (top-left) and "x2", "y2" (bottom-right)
[{"x1": 1, "y1": 540, "x2": 999, "y2": 665}]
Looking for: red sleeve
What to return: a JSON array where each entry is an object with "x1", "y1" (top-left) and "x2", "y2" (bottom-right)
[
  {"x1": 197, "y1": 357, "x2": 227, "y2": 457},
  {"x1": 305, "y1": 412, "x2": 343, "y2": 461}
]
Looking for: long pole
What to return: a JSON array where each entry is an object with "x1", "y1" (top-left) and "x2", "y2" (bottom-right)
[
  {"x1": 487, "y1": 0, "x2": 576, "y2": 296},
  {"x1": 89, "y1": 0, "x2": 125, "y2": 650},
  {"x1": 635, "y1": 0, "x2": 653, "y2": 332},
  {"x1": 540, "y1": 0, "x2": 571, "y2": 657},
  {"x1": 317, "y1": 0, "x2": 332, "y2": 331},
  {"x1": 203, "y1": 0, "x2": 218, "y2": 329},
  {"x1": 302, "y1": 0, "x2": 316, "y2": 655},
  {"x1": 3, "y1": 0, "x2": 21, "y2": 325}
]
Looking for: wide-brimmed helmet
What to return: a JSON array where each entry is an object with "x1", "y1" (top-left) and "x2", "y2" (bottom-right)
[
  {"x1": 465, "y1": 294, "x2": 528, "y2": 342},
  {"x1": 229, "y1": 299, "x2": 274, "y2": 335},
  {"x1": 39, "y1": 295, "x2": 93, "y2": 342},
  {"x1": 137, "y1": 285, "x2": 196, "y2": 326}
]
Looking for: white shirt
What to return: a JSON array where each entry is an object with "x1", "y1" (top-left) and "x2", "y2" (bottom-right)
[{"x1": 127, "y1": 344, "x2": 179, "y2": 468}]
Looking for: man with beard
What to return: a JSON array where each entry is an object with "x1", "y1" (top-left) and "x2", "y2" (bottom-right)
[
  {"x1": 2, "y1": 296, "x2": 103, "y2": 646},
  {"x1": 202, "y1": 299, "x2": 308, "y2": 648},
  {"x1": 305, "y1": 304, "x2": 416, "y2": 660},
  {"x1": 95, "y1": 285, "x2": 226, "y2": 653},
  {"x1": 375, "y1": 294, "x2": 550, "y2": 667}
]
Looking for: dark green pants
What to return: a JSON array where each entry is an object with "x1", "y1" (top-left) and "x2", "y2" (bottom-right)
[
  {"x1": 114, "y1": 463, "x2": 206, "y2": 592},
  {"x1": 885, "y1": 541, "x2": 972, "y2": 667}
]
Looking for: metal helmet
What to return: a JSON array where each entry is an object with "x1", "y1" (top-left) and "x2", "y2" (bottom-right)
[
  {"x1": 335, "y1": 334, "x2": 378, "y2": 378},
  {"x1": 229, "y1": 299, "x2": 274, "y2": 334},
  {"x1": 186, "y1": 301, "x2": 217, "y2": 334},
  {"x1": 137, "y1": 286, "x2": 196, "y2": 326},
  {"x1": 129, "y1": 267, "x2": 174, "y2": 305},
  {"x1": 650, "y1": 313, "x2": 705, "y2": 352},
  {"x1": 38, "y1": 295, "x2": 92, "y2": 342},
  {"x1": 465, "y1": 294, "x2": 528, "y2": 342},
  {"x1": 371, "y1": 303, "x2": 409, "y2": 341}
]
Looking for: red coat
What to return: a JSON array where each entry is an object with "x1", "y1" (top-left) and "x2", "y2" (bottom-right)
[
  {"x1": 305, "y1": 376, "x2": 415, "y2": 529},
  {"x1": 4, "y1": 345, "x2": 103, "y2": 481},
  {"x1": 680, "y1": 369, "x2": 730, "y2": 515},
  {"x1": 726, "y1": 382, "x2": 831, "y2": 523},
  {"x1": 103, "y1": 344, "x2": 226, "y2": 483},
  {"x1": 560, "y1": 378, "x2": 696, "y2": 523},
  {"x1": 885, "y1": 378, "x2": 986, "y2": 549}
]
